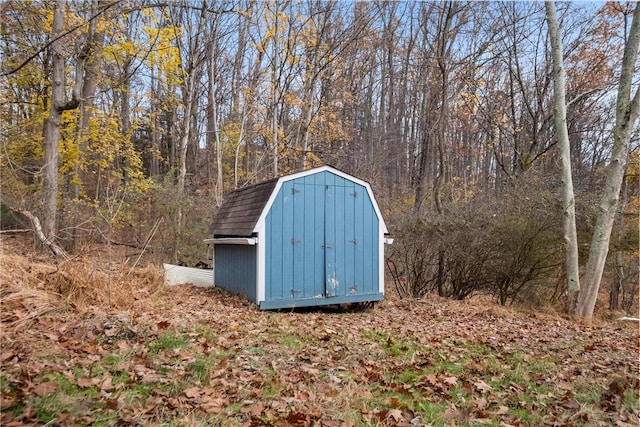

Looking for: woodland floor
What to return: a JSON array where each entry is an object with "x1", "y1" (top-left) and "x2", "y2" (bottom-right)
[{"x1": 0, "y1": 236, "x2": 638, "y2": 427}]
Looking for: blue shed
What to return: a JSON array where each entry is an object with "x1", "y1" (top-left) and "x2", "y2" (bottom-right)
[{"x1": 207, "y1": 166, "x2": 390, "y2": 310}]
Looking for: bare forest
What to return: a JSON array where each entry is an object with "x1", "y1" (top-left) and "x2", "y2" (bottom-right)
[
  {"x1": 1, "y1": 1, "x2": 640, "y2": 425},
  {"x1": 1, "y1": 1, "x2": 639, "y2": 315}
]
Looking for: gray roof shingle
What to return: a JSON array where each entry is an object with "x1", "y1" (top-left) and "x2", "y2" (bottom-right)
[{"x1": 209, "y1": 178, "x2": 278, "y2": 237}]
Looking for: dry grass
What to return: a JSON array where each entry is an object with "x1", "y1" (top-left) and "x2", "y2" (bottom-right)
[{"x1": 0, "y1": 236, "x2": 165, "y2": 335}]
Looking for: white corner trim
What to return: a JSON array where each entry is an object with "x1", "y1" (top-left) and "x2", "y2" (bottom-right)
[{"x1": 256, "y1": 223, "x2": 266, "y2": 303}]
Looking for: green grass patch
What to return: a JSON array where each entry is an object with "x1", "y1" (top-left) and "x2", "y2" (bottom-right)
[
  {"x1": 575, "y1": 386, "x2": 603, "y2": 405},
  {"x1": 623, "y1": 389, "x2": 640, "y2": 409},
  {"x1": 278, "y1": 333, "x2": 302, "y2": 352},
  {"x1": 118, "y1": 382, "x2": 158, "y2": 404},
  {"x1": 259, "y1": 379, "x2": 281, "y2": 399},
  {"x1": 246, "y1": 346, "x2": 265, "y2": 356},
  {"x1": 186, "y1": 357, "x2": 211, "y2": 384},
  {"x1": 148, "y1": 332, "x2": 188, "y2": 354},
  {"x1": 414, "y1": 400, "x2": 450, "y2": 425},
  {"x1": 357, "y1": 339, "x2": 576, "y2": 427},
  {"x1": 362, "y1": 329, "x2": 422, "y2": 360}
]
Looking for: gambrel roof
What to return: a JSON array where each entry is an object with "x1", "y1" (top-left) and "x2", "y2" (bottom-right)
[{"x1": 209, "y1": 166, "x2": 388, "y2": 238}]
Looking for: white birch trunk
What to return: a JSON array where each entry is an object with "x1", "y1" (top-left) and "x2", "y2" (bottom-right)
[
  {"x1": 545, "y1": 1, "x2": 581, "y2": 294},
  {"x1": 576, "y1": 4, "x2": 640, "y2": 319}
]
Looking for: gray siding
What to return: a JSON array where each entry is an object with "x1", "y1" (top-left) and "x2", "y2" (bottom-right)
[{"x1": 214, "y1": 245, "x2": 257, "y2": 303}]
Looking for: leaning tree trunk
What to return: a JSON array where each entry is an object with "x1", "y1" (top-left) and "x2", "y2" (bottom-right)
[
  {"x1": 545, "y1": 1, "x2": 581, "y2": 295},
  {"x1": 575, "y1": 4, "x2": 640, "y2": 319}
]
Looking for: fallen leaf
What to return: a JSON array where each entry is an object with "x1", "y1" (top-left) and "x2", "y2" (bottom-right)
[
  {"x1": 99, "y1": 374, "x2": 114, "y2": 392},
  {"x1": 0, "y1": 350, "x2": 16, "y2": 362},
  {"x1": 388, "y1": 396, "x2": 401, "y2": 408},
  {"x1": 444, "y1": 376, "x2": 458, "y2": 386},
  {"x1": 490, "y1": 405, "x2": 509, "y2": 415},
  {"x1": 157, "y1": 320, "x2": 170, "y2": 329},
  {"x1": 473, "y1": 397, "x2": 488, "y2": 410},
  {"x1": 301, "y1": 366, "x2": 320, "y2": 377},
  {"x1": 474, "y1": 379, "x2": 493, "y2": 393},
  {"x1": 104, "y1": 327, "x2": 119, "y2": 337},
  {"x1": 32, "y1": 381, "x2": 59, "y2": 396},
  {"x1": 200, "y1": 396, "x2": 226, "y2": 413},
  {"x1": 0, "y1": 394, "x2": 16, "y2": 409},
  {"x1": 77, "y1": 377, "x2": 97, "y2": 388},
  {"x1": 286, "y1": 411, "x2": 308, "y2": 424},
  {"x1": 387, "y1": 408, "x2": 404, "y2": 422},
  {"x1": 184, "y1": 387, "x2": 200, "y2": 399},
  {"x1": 241, "y1": 403, "x2": 264, "y2": 417}
]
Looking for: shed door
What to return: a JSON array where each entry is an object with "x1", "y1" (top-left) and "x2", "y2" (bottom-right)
[
  {"x1": 291, "y1": 180, "x2": 346, "y2": 299},
  {"x1": 324, "y1": 184, "x2": 339, "y2": 297},
  {"x1": 291, "y1": 181, "x2": 325, "y2": 299},
  {"x1": 324, "y1": 181, "x2": 357, "y2": 297},
  {"x1": 266, "y1": 174, "x2": 376, "y2": 301}
]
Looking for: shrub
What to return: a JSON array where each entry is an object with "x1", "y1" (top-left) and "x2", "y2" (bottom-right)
[{"x1": 386, "y1": 184, "x2": 563, "y2": 305}]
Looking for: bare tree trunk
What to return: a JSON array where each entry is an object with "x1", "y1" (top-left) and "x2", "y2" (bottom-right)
[
  {"x1": 271, "y1": 4, "x2": 279, "y2": 177},
  {"x1": 610, "y1": 250, "x2": 623, "y2": 310},
  {"x1": 207, "y1": 18, "x2": 223, "y2": 206},
  {"x1": 545, "y1": 1, "x2": 581, "y2": 295},
  {"x1": 43, "y1": 0, "x2": 86, "y2": 247},
  {"x1": 610, "y1": 174, "x2": 629, "y2": 311},
  {"x1": 297, "y1": 63, "x2": 327, "y2": 170},
  {"x1": 576, "y1": 5, "x2": 640, "y2": 319},
  {"x1": 150, "y1": 65, "x2": 160, "y2": 177},
  {"x1": 412, "y1": 2, "x2": 461, "y2": 216},
  {"x1": 173, "y1": 81, "x2": 195, "y2": 263},
  {"x1": 172, "y1": 2, "x2": 207, "y2": 263},
  {"x1": 234, "y1": 110, "x2": 247, "y2": 189},
  {"x1": 71, "y1": 0, "x2": 104, "y2": 251},
  {"x1": 42, "y1": 0, "x2": 67, "y2": 243}
]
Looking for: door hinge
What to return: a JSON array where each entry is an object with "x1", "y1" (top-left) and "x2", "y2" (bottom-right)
[
  {"x1": 291, "y1": 187, "x2": 300, "y2": 194},
  {"x1": 291, "y1": 238, "x2": 301, "y2": 245},
  {"x1": 321, "y1": 243, "x2": 333, "y2": 248},
  {"x1": 350, "y1": 191, "x2": 358, "y2": 197}
]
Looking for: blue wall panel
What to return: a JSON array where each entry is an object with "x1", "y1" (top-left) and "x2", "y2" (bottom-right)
[{"x1": 214, "y1": 245, "x2": 257, "y2": 303}]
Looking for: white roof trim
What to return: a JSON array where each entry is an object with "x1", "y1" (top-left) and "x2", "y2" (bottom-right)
[
  {"x1": 204, "y1": 237, "x2": 257, "y2": 245},
  {"x1": 253, "y1": 166, "x2": 388, "y2": 234}
]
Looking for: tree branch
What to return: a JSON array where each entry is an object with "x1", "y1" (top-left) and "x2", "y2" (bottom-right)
[{"x1": 1, "y1": 1, "x2": 121, "y2": 77}]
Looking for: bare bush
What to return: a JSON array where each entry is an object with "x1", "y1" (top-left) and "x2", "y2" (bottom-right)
[{"x1": 386, "y1": 184, "x2": 563, "y2": 305}]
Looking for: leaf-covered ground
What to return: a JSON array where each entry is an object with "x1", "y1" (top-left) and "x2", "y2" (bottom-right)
[{"x1": 1, "y1": 249, "x2": 638, "y2": 426}]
